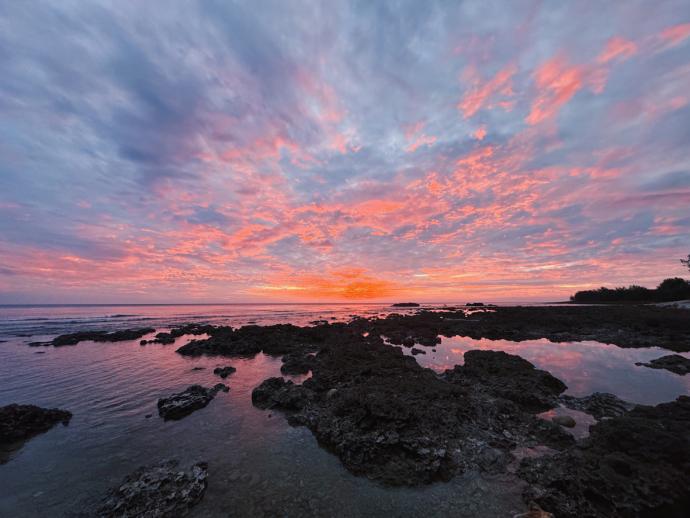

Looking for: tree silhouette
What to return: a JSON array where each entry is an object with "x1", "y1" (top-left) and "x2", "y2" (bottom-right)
[{"x1": 682, "y1": 254, "x2": 690, "y2": 272}]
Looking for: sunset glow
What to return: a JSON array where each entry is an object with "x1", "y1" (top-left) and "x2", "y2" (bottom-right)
[{"x1": 1, "y1": 1, "x2": 689, "y2": 303}]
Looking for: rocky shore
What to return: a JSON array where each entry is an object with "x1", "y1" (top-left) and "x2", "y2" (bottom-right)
[{"x1": 8, "y1": 304, "x2": 690, "y2": 516}]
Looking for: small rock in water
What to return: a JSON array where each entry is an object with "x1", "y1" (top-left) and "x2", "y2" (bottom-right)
[
  {"x1": 635, "y1": 354, "x2": 690, "y2": 375},
  {"x1": 411, "y1": 347, "x2": 426, "y2": 355},
  {"x1": 213, "y1": 366, "x2": 236, "y2": 378},
  {"x1": 0, "y1": 404, "x2": 72, "y2": 446},
  {"x1": 157, "y1": 384, "x2": 228, "y2": 420},
  {"x1": 191, "y1": 367, "x2": 205, "y2": 371},
  {"x1": 97, "y1": 460, "x2": 208, "y2": 517},
  {"x1": 551, "y1": 415, "x2": 576, "y2": 428}
]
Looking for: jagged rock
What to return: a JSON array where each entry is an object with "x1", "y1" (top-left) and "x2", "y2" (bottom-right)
[
  {"x1": 97, "y1": 460, "x2": 208, "y2": 517},
  {"x1": 252, "y1": 378, "x2": 311, "y2": 410},
  {"x1": 636, "y1": 354, "x2": 690, "y2": 375},
  {"x1": 444, "y1": 350, "x2": 567, "y2": 412},
  {"x1": 157, "y1": 384, "x2": 228, "y2": 420},
  {"x1": 213, "y1": 366, "x2": 236, "y2": 378},
  {"x1": 176, "y1": 324, "x2": 323, "y2": 357},
  {"x1": 0, "y1": 404, "x2": 72, "y2": 446},
  {"x1": 252, "y1": 342, "x2": 573, "y2": 486},
  {"x1": 559, "y1": 392, "x2": 633, "y2": 419},
  {"x1": 519, "y1": 396, "x2": 690, "y2": 517}
]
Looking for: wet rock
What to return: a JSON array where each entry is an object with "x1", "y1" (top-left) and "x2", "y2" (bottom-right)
[
  {"x1": 444, "y1": 350, "x2": 567, "y2": 412},
  {"x1": 280, "y1": 352, "x2": 315, "y2": 375},
  {"x1": 411, "y1": 347, "x2": 426, "y2": 355},
  {"x1": 636, "y1": 354, "x2": 690, "y2": 375},
  {"x1": 252, "y1": 341, "x2": 572, "y2": 486},
  {"x1": 559, "y1": 392, "x2": 633, "y2": 419},
  {"x1": 30, "y1": 328, "x2": 155, "y2": 347},
  {"x1": 356, "y1": 305, "x2": 690, "y2": 352},
  {"x1": 157, "y1": 384, "x2": 228, "y2": 420},
  {"x1": 213, "y1": 366, "x2": 236, "y2": 378},
  {"x1": 392, "y1": 302, "x2": 420, "y2": 307},
  {"x1": 151, "y1": 332, "x2": 175, "y2": 345},
  {"x1": 0, "y1": 404, "x2": 72, "y2": 447},
  {"x1": 97, "y1": 460, "x2": 208, "y2": 517},
  {"x1": 251, "y1": 378, "x2": 311, "y2": 410},
  {"x1": 176, "y1": 324, "x2": 324, "y2": 357},
  {"x1": 190, "y1": 367, "x2": 205, "y2": 371},
  {"x1": 519, "y1": 396, "x2": 690, "y2": 517},
  {"x1": 551, "y1": 415, "x2": 576, "y2": 428}
]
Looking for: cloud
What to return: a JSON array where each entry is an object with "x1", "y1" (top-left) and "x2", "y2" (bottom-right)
[{"x1": 0, "y1": 1, "x2": 688, "y2": 302}]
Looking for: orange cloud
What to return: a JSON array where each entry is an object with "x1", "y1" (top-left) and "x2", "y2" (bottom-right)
[
  {"x1": 473, "y1": 126, "x2": 487, "y2": 140},
  {"x1": 458, "y1": 63, "x2": 517, "y2": 118},
  {"x1": 526, "y1": 56, "x2": 584, "y2": 125}
]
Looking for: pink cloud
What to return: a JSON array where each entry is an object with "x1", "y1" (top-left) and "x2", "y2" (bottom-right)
[{"x1": 458, "y1": 63, "x2": 517, "y2": 118}]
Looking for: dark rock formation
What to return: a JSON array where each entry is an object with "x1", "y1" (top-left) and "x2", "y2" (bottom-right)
[
  {"x1": 559, "y1": 392, "x2": 634, "y2": 419},
  {"x1": 519, "y1": 396, "x2": 690, "y2": 518},
  {"x1": 352, "y1": 305, "x2": 690, "y2": 352},
  {"x1": 157, "y1": 384, "x2": 228, "y2": 420},
  {"x1": 97, "y1": 460, "x2": 208, "y2": 517},
  {"x1": 0, "y1": 404, "x2": 72, "y2": 446},
  {"x1": 30, "y1": 328, "x2": 155, "y2": 347},
  {"x1": 176, "y1": 324, "x2": 324, "y2": 357},
  {"x1": 410, "y1": 347, "x2": 426, "y2": 355},
  {"x1": 280, "y1": 352, "x2": 315, "y2": 375},
  {"x1": 444, "y1": 350, "x2": 567, "y2": 412},
  {"x1": 391, "y1": 302, "x2": 420, "y2": 307},
  {"x1": 252, "y1": 341, "x2": 573, "y2": 485},
  {"x1": 213, "y1": 366, "x2": 236, "y2": 378},
  {"x1": 636, "y1": 354, "x2": 690, "y2": 375}
]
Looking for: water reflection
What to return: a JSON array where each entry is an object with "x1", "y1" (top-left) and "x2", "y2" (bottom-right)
[{"x1": 408, "y1": 336, "x2": 690, "y2": 405}]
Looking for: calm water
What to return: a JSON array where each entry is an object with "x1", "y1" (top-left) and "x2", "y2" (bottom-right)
[{"x1": 0, "y1": 304, "x2": 688, "y2": 517}]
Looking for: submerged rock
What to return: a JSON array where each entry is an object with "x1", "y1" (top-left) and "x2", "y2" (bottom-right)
[
  {"x1": 636, "y1": 354, "x2": 690, "y2": 375},
  {"x1": 97, "y1": 460, "x2": 208, "y2": 517},
  {"x1": 213, "y1": 366, "x2": 236, "y2": 378},
  {"x1": 559, "y1": 392, "x2": 633, "y2": 420},
  {"x1": 157, "y1": 384, "x2": 228, "y2": 420},
  {"x1": 0, "y1": 404, "x2": 72, "y2": 446},
  {"x1": 519, "y1": 396, "x2": 690, "y2": 517},
  {"x1": 551, "y1": 415, "x2": 576, "y2": 428}
]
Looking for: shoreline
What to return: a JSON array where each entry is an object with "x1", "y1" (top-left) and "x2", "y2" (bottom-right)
[{"x1": 1, "y1": 304, "x2": 689, "y2": 516}]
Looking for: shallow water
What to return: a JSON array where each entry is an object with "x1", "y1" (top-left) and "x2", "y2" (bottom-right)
[{"x1": 0, "y1": 304, "x2": 688, "y2": 517}]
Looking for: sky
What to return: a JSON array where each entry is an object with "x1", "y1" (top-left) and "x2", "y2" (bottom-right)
[{"x1": 1, "y1": 0, "x2": 689, "y2": 304}]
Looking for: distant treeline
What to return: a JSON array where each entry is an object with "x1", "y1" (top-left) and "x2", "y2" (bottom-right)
[{"x1": 570, "y1": 277, "x2": 690, "y2": 303}]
